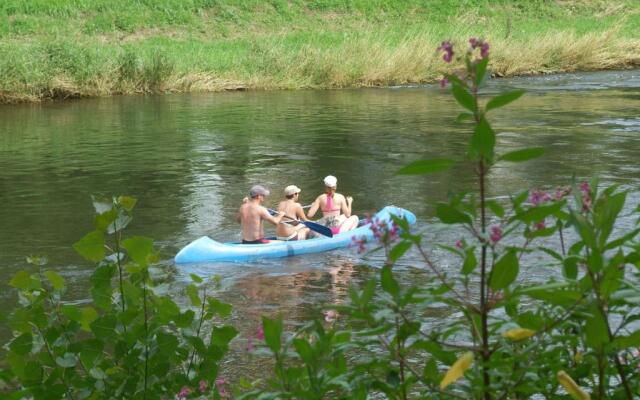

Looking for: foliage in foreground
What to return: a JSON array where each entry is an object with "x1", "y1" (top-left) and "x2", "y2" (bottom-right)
[
  {"x1": 1, "y1": 197, "x2": 236, "y2": 399},
  {"x1": 239, "y1": 40, "x2": 640, "y2": 400},
  {"x1": 3, "y1": 39, "x2": 640, "y2": 400}
]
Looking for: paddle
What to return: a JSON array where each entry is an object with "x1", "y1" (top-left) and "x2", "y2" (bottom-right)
[{"x1": 267, "y1": 209, "x2": 333, "y2": 238}]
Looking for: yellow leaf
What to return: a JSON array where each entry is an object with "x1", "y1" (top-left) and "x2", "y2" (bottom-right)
[
  {"x1": 557, "y1": 371, "x2": 590, "y2": 400},
  {"x1": 502, "y1": 328, "x2": 536, "y2": 341},
  {"x1": 439, "y1": 351, "x2": 474, "y2": 390}
]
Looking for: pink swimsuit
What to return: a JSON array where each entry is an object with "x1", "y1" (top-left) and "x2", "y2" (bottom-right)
[{"x1": 323, "y1": 194, "x2": 342, "y2": 234}]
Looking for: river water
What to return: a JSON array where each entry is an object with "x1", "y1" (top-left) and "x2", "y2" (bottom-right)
[{"x1": 1, "y1": 70, "x2": 640, "y2": 377}]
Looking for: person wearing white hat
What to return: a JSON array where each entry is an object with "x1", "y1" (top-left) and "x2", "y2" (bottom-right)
[
  {"x1": 237, "y1": 185, "x2": 285, "y2": 244},
  {"x1": 275, "y1": 185, "x2": 310, "y2": 241},
  {"x1": 307, "y1": 175, "x2": 359, "y2": 235}
]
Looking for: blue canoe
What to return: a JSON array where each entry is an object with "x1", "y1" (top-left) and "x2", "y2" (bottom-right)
[{"x1": 174, "y1": 206, "x2": 416, "y2": 263}]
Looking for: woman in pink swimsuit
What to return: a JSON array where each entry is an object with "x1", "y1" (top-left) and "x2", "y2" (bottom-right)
[{"x1": 307, "y1": 175, "x2": 359, "y2": 235}]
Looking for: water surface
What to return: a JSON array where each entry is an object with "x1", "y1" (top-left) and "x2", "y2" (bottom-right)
[{"x1": 1, "y1": 70, "x2": 640, "y2": 373}]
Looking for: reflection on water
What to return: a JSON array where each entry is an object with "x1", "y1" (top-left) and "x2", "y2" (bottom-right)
[{"x1": 1, "y1": 70, "x2": 639, "y2": 370}]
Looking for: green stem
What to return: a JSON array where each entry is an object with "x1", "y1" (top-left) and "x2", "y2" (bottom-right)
[
  {"x1": 143, "y1": 280, "x2": 149, "y2": 400},
  {"x1": 186, "y1": 284, "x2": 208, "y2": 377}
]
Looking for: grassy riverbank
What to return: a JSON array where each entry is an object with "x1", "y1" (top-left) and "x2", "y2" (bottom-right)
[{"x1": 1, "y1": 0, "x2": 639, "y2": 103}]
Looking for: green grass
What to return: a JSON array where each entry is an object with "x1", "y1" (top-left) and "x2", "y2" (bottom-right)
[{"x1": 1, "y1": 0, "x2": 639, "y2": 103}]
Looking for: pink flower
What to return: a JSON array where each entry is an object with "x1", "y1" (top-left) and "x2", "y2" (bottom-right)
[
  {"x1": 198, "y1": 380, "x2": 208, "y2": 393},
  {"x1": 255, "y1": 326, "x2": 265, "y2": 341},
  {"x1": 480, "y1": 42, "x2": 490, "y2": 59},
  {"x1": 246, "y1": 336, "x2": 254, "y2": 352},
  {"x1": 535, "y1": 221, "x2": 546, "y2": 230},
  {"x1": 440, "y1": 78, "x2": 449, "y2": 88},
  {"x1": 529, "y1": 190, "x2": 551, "y2": 206},
  {"x1": 215, "y1": 378, "x2": 229, "y2": 398},
  {"x1": 554, "y1": 186, "x2": 570, "y2": 200},
  {"x1": 437, "y1": 41, "x2": 454, "y2": 63},
  {"x1": 455, "y1": 239, "x2": 463, "y2": 249},
  {"x1": 579, "y1": 181, "x2": 591, "y2": 195},
  {"x1": 351, "y1": 235, "x2": 367, "y2": 254},
  {"x1": 324, "y1": 310, "x2": 338, "y2": 323},
  {"x1": 490, "y1": 225, "x2": 502, "y2": 244},
  {"x1": 177, "y1": 386, "x2": 191, "y2": 399},
  {"x1": 469, "y1": 37, "x2": 479, "y2": 48}
]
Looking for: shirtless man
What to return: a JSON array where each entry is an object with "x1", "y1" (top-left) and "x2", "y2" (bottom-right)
[
  {"x1": 236, "y1": 185, "x2": 284, "y2": 244},
  {"x1": 307, "y1": 175, "x2": 359, "y2": 234},
  {"x1": 276, "y1": 185, "x2": 310, "y2": 241}
]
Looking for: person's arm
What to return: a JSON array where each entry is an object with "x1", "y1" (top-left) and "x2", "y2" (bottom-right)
[
  {"x1": 307, "y1": 196, "x2": 321, "y2": 218},
  {"x1": 236, "y1": 198, "x2": 249, "y2": 223},
  {"x1": 295, "y1": 204, "x2": 308, "y2": 221},
  {"x1": 260, "y1": 207, "x2": 285, "y2": 226},
  {"x1": 236, "y1": 206, "x2": 242, "y2": 223},
  {"x1": 341, "y1": 195, "x2": 353, "y2": 217}
]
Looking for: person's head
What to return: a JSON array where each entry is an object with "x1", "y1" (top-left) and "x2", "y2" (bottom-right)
[
  {"x1": 249, "y1": 185, "x2": 270, "y2": 202},
  {"x1": 284, "y1": 185, "x2": 301, "y2": 200},
  {"x1": 323, "y1": 175, "x2": 337, "y2": 193}
]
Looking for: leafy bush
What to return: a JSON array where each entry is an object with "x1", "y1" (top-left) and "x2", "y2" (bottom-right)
[
  {"x1": 239, "y1": 39, "x2": 640, "y2": 400},
  {"x1": 2, "y1": 196, "x2": 236, "y2": 399}
]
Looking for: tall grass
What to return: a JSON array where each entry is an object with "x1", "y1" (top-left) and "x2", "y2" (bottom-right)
[{"x1": 0, "y1": 0, "x2": 639, "y2": 103}]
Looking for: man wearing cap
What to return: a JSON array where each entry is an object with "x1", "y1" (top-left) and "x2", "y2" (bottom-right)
[
  {"x1": 307, "y1": 175, "x2": 359, "y2": 234},
  {"x1": 276, "y1": 185, "x2": 310, "y2": 241},
  {"x1": 237, "y1": 185, "x2": 285, "y2": 244}
]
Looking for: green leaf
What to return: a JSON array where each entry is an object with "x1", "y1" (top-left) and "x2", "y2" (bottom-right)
[
  {"x1": 122, "y1": 236, "x2": 154, "y2": 266},
  {"x1": 55, "y1": 353, "x2": 77, "y2": 368},
  {"x1": 475, "y1": 57, "x2": 489, "y2": 86},
  {"x1": 79, "y1": 307, "x2": 98, "y2": 332},
  {"x1": 208, "y1": 298, "x2": 232, "y2": 318},
  {"x1": 455, "y1": 112, "x2": 474, "y2": 123},
  {"x1": 499, "y1": 147, "x2": 545, "y2": 162},
  {"x1": 485, "y1": 90, "x2": 525, "y2": 112},
  {"x1": 90, "y1": 315, "x2": 116, "y2": 340},
  {"x1": 451, "y1": 82, "x2": 475, "y2": 112},
  {"x1": 461, "y1": 249, "x2": 477, "y2": 275},
  {"x1": 293, "y1": 338, "x2": 315, "y2": 365},
  {"x1": 9, "y1": 271, "x2": 32, "y2": 290},
  {"x1": 516, "y1": 201, "x2": 565, "y2": 224},
  {"x1": 486, "y1": 200, "x2": 504, "y2": 218},
  {"x1": 389, "y1": 241, "x2": 412, "y2": 262},
  {"x1": 604, "y1": 228, "x2": 640, "y2": 250},
  {"x1": 94, "y1": 209, "x2": 118, "y2": 232},
  {"x1": 90, "y1": 264, "x2": 115, "y2": 310},
  {"x1": 262, "y1": 317, "x2": 283, "y2": 354},
  {"x1": 73, "y1": 230, "x2": 105, "y2": 262},
  {"x1": 381, "y1": 265, "x2": 400, "y2": 297},
  {"x1": 186, "y1": 284, "x2": 201, "y2": 307},
  {"x1": 190, "y1": 273, "x2": 203, "y2": 283},
  {"x1": 117, "y1": 196, "x2": 137, "y2": 212},
  {"x1": 44, "y1": 271, "x2": 65, "y2": 291},
  {"x1": 613, "y1": 331, "x2": 640, "y2": 349},
  {"x1": 174, "y1": 310, "x2": 195, "y2": 328},
  {"x1": 596, "y1": 191, "x2": 626, "y2": 248},
  {"x1": 470, "y1": 117, "x2": 495, "y2": 161},
  {"x1": 436, "y1": 203, "x2": 472, "y2": 225},
  {"x1": 9, "y1": 333, "x2": 32, "y2": 355},
  {"x1": 571, "y1": 211, "x2": 597, "y2": 248},
  {"x1": 489, "y1": 251, "x2": 519, "y2": 290},
  {"x1": 563, "y1": 257, "x2": 579, "y2": 280},
  {"x1": 584, "y1": 305, "x2": 609, "y2": 349},
  {"x1": 397, "y1": 159, "x2": 455, "y2": 175}
]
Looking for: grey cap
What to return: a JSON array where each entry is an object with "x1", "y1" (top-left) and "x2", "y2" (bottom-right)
[{"x1": 249, "y1": 185, "x2": 270, "y2": 198}]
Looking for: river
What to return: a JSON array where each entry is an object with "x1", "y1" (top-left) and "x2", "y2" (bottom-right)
[{"x1": 1, "y1": 70, "x2": 640, "y2": 378}]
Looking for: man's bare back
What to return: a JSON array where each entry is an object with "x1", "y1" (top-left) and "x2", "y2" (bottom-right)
[{"x1": 237, "y1": 185, "x2": 284, "y2": 243}]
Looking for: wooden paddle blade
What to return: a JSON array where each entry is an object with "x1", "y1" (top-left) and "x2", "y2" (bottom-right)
[{"x1": 302, "y1": 220, "x2": 333, "y2": 237}]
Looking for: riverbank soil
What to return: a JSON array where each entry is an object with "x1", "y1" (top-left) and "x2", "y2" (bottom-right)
[{"x1": 1, "y1": 0, "x2": 639, "y2": 103}]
